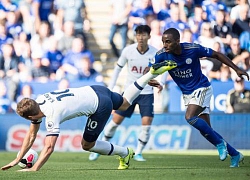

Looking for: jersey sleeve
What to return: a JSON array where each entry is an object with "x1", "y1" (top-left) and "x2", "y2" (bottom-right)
[
  {"x1": 108, "y1": 47, "x2": 128, "y2": 90},
  {"x1": 117, "y1": 47, "x2": 128, "y2": 67},
  {"x1": 198, "y1": 44, "x2": 213, "y2": 58},
  {"x1": 31, "y1": 118, "x2": 42, "y2": 124},
  {"x1": 45, "y1": 117, "x2": 60, "y2": 136}
]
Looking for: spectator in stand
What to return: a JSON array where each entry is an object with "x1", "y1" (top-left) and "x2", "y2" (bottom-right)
[
  {"x1": 0, "y1": 42, "x2": 19, "y2": 103},
  {"x1": 18, "y1": 41, "x2": 33, "y2": 83},
  {"x1": 197, "y1": 22, "x2": 225, "y2": 53},
  {"x1": 42, "y1": 35, "x2": 64, "y2": 80},
  {"x1": 129, "y1": 0, "x2": 155, "y2": 30},
  {"x1": 32, "y1": 0, "x2": 54, "y2": 32},
  {"x1": 239, "y1": 31, "x2": 250, "y2": 52},
  {"x1": 30, "y1": 50, "x2": 51, "y2": 83},
  {"x1": 213, "y1": 9, "x2": 233, "y2": 49},
  {"x1": 0, "y1": 20, "x2": 13, "y2": 48},
  {"x1": 163, "y1": 3, "x2": 190, "y2": 34},
  {"x1": 226, "y1": 76, "x2": 250, "y2": 113},
  {"x1": 188, "y1": 5, "x2": 205, "y2": 42},
  {"x1": 232, "y1": 4, "x2": 250, "y2": 37},
  {"x1": 148, "y1": 19, "x2": 163, "y2": 49},
  {"x1": 78, "y1": 56, "x2": 103, "y2": 82},
  {"x1": 218, "y1": 65, "x2": 232, "y2": 82},
  {"x1": 226, "y1": 37, "x2": 250, "y2": 71},
  {"x1": 201, "y1": 0, "x2": 228, "y2": 22},
  {"x1": 230, "y1": 0, "x2": 250, "y2": 24},
  {"x1": 19, "y1": 0, "x2": 34, "y2": 35},
  {"x1": 108, "y1": 0, "x2": 133, "y2": 58},
  {"x1": 30, "y1": 21, "x2": 51, "y2": 53},
  {"x1": 0, "y1": 80, "x2": 11, "y2": 114},
  {"x1": 57, "y1": 78, "x2": 70, "y2": 90},
  {"x1": 182, "y1": 0, "x2": 195, "y2": 18},
  {"x1": 60, "y1": 37, "x2": 95, "y2": 81},
  {"x1": 207, "y1": 41, "x2": 223, "y2": 81},
  {"x1": 16, "y1": 84, "x2": 36, "y2": 103},
  {"x1": 5, "y1": 11, "x2": 23, "y2": 39},
  {"x1": 54, "y1": 0, "x2": 89, "y2": 46},
  {"x1": 181, "y1": 28, "x2": 193, "y2": 43},
  {"x1": 57, "y1": 21, "x2": 75, "y2": 55},
  {"x1": 152, "y1": 0, "x2": 170, "y2": 21},
  {"x1": 13, "y1": 31, "x2": 28, "y2": 57},
  {"x1": 0, "y1": 0, "x2": 20, "y2": 21}
]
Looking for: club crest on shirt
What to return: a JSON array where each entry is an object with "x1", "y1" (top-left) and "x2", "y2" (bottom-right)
[
  {"x1": 150, "y1": 57, "x2": 155, "y2": 64},
  {"x1": 47, "y1": 121, "x2": 54, "y2": 129},
  {"x1": 186, "y1": 58, "x2": 192, "y2": 64}
]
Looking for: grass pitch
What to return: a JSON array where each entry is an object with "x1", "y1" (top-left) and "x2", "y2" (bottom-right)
[{"x1": 0, "y1": 151, "x2": 249, "y2": 180}]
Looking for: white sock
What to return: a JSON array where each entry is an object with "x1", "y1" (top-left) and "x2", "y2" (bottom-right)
[
  {"x1": 135, "y1": 125, "x2": 151, "y2": 155},
  {"x1": 89, "y1": 140, "x2": 128, "y2": 157},
  {"x1": 102, "y1": 120, "x2": 119, "y2": 141},
  {"x1": 123, "y1": 72, "x2": 157, "y2": 104}
]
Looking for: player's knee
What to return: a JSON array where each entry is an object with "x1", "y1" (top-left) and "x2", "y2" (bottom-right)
[
  {"x1": 186, "y1": 116, "x2": 198, "y2": 125},
  {"x1": 118, "y1": 99, "x2": 130, "y2": 111},
  {"x1": 81, "y1": 141, "x2": 95, "y2": 151},
  {"x1": 185, "y1": 114, "x2": 192, "y2": 121}
]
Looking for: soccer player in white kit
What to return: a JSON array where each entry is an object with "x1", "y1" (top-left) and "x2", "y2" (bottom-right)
[
  {"x1": 1, "y1": 52, "x2": 176, "y2": 172},
  {"x1": 89, "y1": 25, "x2": 162, "y2": 162}
]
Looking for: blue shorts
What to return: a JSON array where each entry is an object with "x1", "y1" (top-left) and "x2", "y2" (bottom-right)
[
  {"x1": 83, "y1": 85, "x2": 123, "y2": 142},
  {"x1": 115, "y1": 94, "x2": 154, "y2": 118}
]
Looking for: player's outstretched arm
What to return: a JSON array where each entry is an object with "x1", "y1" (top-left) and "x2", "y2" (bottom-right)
[
  {"x1": 1, "y1": 123, "x2": 40, "y2": 171},
  {"x1": 1, "y1": 160, "x2": 19, "y2": 170},
  {"x1": 20, "y1": 135, "x2": 58, "y2": 171},
  {"x1": 211, "y1": 50, "x2": 250, "y2": 80}
]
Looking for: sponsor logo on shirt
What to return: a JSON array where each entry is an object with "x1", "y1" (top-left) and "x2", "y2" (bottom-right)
[{"x1": 173, "y1": 68, "x2": 193, "y2": 78}]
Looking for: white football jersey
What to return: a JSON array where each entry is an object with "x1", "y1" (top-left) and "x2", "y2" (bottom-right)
[
  {"x1": 115, "y1": 43, "x2": 157, "y2": 94},
  {"x1": 35, "y1": 86, "x2": 98, "y2": 135}
]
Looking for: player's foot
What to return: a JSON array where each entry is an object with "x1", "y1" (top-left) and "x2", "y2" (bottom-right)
[
  {"x1": 216, "y1": 140, "x2": 228, "y2": 161},
  {"x1": 89, "y1": 152, "x2": 100, "y2": 161},
  {"x1": 118, "y1": 148, "x2": 134, "y2": 170},
  {"x1": 134, "y1": 154, "x2": 146, "y2": 161},
  {"x1": 150, "y1": 60, "x2": 177, "y2": 75},
  {"x1": 230, "y1": 152, "x2": 244, "y2": 168}
]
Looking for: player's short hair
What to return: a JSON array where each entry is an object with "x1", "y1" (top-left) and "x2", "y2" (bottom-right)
[
  {"x1": 16, "y1": 98, "x2": 40, "y2": 118},
  {"x1": 135, "y1": 25, "x2": 151, "y2": 35},
  {"x1": 163, "y1": 28, "x2": 180, "y2": 40}
]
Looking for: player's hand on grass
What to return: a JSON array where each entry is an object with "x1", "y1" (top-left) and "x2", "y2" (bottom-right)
[
  {"x1": 1, "y1": 159, "x2": 19, "y2": 170},
  {"x1": 18, "y1": 168, "x2": 36, "y2": 172},
  {"x1": 148, "y1": 80, "x2": 163, "y2": 93}
]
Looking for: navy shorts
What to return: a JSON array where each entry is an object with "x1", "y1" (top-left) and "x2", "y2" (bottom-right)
[
  {"x1": 83, "y1": 85, "x2": 123, "y2": 142},
  {"x1": 115, "y1": 94, "x2": 154, "y2": 118}
]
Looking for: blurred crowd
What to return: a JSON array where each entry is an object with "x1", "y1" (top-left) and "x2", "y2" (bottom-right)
[{"x1": 0, "y1": 0, "x2": 249, "y2": 114}]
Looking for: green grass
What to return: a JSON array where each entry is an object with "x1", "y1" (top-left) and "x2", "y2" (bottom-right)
[{"x1": 0, "y1": 151, "x2": 249, "y2": 180}]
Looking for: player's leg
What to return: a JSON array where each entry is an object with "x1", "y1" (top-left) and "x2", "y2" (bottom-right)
[
  {"x1": 122, "y1": 61, "x2": 176, "y2": 105},
  {"x1": 134, "y1": 116, "x2": 152, "y2": 161},
  {"x1": 184, "y1": 86, "x2": 228, "y2": 161},
  {"x1": 85, "y1": 86, "x2": 134, "y2": 169},
  {"x1": 134, "y1": 94, "x2": 154, "y2": 161},
  {"x1": 102, "y1": 113, "x2": 125, "y2": 141},
  {"x1": 89, "y1": 113, "x2": 125, "y2": 161},
  {"x1": 186, "y1": 104, "x2": 228, "y2": 161},
  {"x1": 122, "y1": 72, "x2": 158, "y2": 105},
  {"x1": 199, "y1": 113, "x2": 244, "y2": 167}
]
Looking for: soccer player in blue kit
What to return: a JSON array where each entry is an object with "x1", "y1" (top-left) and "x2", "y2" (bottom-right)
[{"x1": 123, "y1": 28, "x2": 249, "y2": 168}]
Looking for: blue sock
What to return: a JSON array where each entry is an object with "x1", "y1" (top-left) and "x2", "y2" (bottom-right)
[
  {"x1": 187, "y1": 116, "x2": 222, "y2": 145},
  {"x1": 213, "y1": 131, "x2": 239, "y2": 156}
]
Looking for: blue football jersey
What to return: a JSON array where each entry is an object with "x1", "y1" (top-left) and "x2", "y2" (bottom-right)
[{"x1": 150, "y1": 43, "x2": 213, "y2": 94}]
